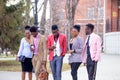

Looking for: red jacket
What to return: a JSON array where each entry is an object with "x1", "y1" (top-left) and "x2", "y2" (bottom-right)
[{"x1": 47, "y1": 33, "x2": 67, "y2": 61}]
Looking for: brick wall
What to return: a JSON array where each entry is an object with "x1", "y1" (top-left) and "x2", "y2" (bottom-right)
[
  {"x1": 111, "y1": 0, "x2": 118, "y2": 31},
  {"x1": 106, "y1": 0, "x2": 119, "y2": 32},
  {"x1": 74, "y1": 0, "x2": 104, "y2": 39},
  {"x1": 49, "y1": 0, "x2": 104, "y2": 39}
]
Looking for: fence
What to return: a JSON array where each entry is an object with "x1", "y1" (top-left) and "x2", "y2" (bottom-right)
[{"x1": 104, "y1": 32, "x2": 120, "y2": 54}]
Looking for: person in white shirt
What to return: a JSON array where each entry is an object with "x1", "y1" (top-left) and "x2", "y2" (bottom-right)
[{"x1": 17, "y1": 26, "x2": 33, "y2": 80}]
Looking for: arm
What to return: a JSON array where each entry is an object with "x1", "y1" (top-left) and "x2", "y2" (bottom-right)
[
  {"x1": 42, "y1": 36, "x2": 47, "y2": 68},
  {"x1": 62, "y1": 35, "x2": 67, "y2": 56},
  {"x1": 47, "y1": 36, "x2": 55, "y2": 51},
  {"x1": 74, "y1": 38, "x2": 84, "y2": 54},
  {"x1": 30, "y1": 36, "x2": 34, "y2": 51},
  {"x1": 82, "y1": 45, "x2": 87, "y2": 64},
  {"x1": 94, "y1": 37, "x2": 102, "y2": 61},
  {"x1": 43, "y1": 37, "x2": 47, "y2": 61},
  {"x1": 47, "y1": 36, "x2": 51, "y2": 50},
  {"x1": 17, "y1": 38, "x2": 24, "y2": 57}
]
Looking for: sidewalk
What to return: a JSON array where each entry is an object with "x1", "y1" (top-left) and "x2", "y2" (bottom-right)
[
  {"x1": 0, "y1": 54, "x2": 120, "y2": 80},
  {"x1": 0, "y1": 58, "x2": 15, "y2": 61}
]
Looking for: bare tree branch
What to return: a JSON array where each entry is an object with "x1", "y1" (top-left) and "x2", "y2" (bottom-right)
[
  {"x1": 40, "y1": 0, "x2": 48, "y2": 34},
  {"x1": 38, "y1": 1, "x2": 44, "y2": 13}
]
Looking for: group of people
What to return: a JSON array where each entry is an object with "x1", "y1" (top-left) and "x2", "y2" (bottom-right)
[{"x1": 17, "y1": 23, "x2": 102, "y2": 80}]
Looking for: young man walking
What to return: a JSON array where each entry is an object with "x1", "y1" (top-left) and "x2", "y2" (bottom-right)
[
  {"x1": 82, "y1": 23, "x2": 102, "y2": 80},
  {"x1": 47, "y1": 25, "x2": 67, "y2": 80}
]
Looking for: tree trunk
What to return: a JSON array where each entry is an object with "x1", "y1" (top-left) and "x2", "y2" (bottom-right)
[
  {"x1": 40, "y1": 0, "x2": 48, "y2": 35},
  {"x1": 50, "y1": 0, "x2": 61, "y2": 26},
  {"x1": 49, "y1": 0, "x2": 79, "y2": 49},
  {"x1": 65, "y1": 0, "x2": 80, "y2": 48}
]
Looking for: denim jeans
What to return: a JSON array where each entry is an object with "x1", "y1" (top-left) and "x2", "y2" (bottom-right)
[{"x1": 50, "y1": 56, "x2": 63, "y2": 80}]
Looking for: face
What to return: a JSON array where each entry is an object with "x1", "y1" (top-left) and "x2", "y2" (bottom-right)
[
  {"x1": 71, "y1": 28, "x2": 79, "y2": 37},
  {"x1": 25, "y1": 30, "x2": 31, "y2": 38},
  {"x1": 31, "y1": 32, "x2": 38, "y2": 37},
  {"x1": 85, "y1": 26, "x2": 91, "y2": 35},
  {"x1": 52, "y1": 29, "x2": 59, "y2": 37}
]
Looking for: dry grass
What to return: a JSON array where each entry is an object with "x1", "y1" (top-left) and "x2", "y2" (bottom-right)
[
  {"x1": 0, "y1": 60, "x2": 70, "y2": 72},
  {"x1": 0, "y1": 60, "x2": 21, "y2": 71}
]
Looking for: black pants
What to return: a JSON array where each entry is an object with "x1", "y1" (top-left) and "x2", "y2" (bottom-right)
[
  {"x1": 70, "y1": 62, "x2": 81, "y2": 80},
  {"x1": 86, "y1": 55, "x2": 97, "y2": 80}
]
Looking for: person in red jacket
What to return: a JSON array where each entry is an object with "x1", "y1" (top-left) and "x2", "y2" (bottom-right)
[{"x1": 47, "y1": 25, "x2": 67, "y2": 80}]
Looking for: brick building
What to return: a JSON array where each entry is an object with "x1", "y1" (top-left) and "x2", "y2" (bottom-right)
[
  {"x1": 106, "y1": 0, "x2": 120, "y2": 32},
  {"x1": 104, "y1": 0, "x2": 120, "y2": 54},
  {"x1": 74, "y1": 0, "x2": 104, "y2": 39},
  {"x1": 48, "y1": 0, "x2": 120, "y2": 54},
  {"x1": 49, "y1": 0, "x2": 104, "y2": 40}
]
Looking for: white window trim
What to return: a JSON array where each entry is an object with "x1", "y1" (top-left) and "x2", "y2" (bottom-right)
[{"x1": 87, "y1": 7, "x2": 95, "y2": 20}]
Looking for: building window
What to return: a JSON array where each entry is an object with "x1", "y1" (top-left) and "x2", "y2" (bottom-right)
[
  {"x1": 98, "y1": 7, "x2": 104, "y2": 20},
  {"x1": 87, "y1": 8, "x2": 94, "y2": 20}
]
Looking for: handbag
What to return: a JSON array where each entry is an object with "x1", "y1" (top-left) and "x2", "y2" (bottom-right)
[
  {"x1": 38, "y1": 70, "x2": 49, "y2": 80},
  {"x1": 19, "y1": 55, "x2": 25, "y2": 62}
]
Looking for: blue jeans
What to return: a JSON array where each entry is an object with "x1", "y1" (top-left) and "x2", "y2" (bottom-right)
[{"x1": 50, "y1": 56, "x2": 63, "y2": 80}]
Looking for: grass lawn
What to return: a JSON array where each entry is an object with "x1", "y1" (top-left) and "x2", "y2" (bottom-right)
[{"x1": 0, "y1": 60, "x2": 70, "y2": 73}]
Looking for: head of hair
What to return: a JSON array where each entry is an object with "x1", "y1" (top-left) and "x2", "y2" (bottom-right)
[
  {"x1": 73, "y1": 25, "x2": 81, "y2": 32},
  {"x1": 86, "y1": 23, "x2": 94, "y2": 31},
  {"x1": 30, "y1": 26, "x2": 38, "y2": 32},
  {"x1": 25, "y1": 25, "x2": 30, "y2": 30},
  {"x1": 51, "y1": 25, "x2": 58, "y2": 30}
]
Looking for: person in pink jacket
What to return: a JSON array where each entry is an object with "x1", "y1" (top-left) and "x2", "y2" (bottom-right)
[{"x1": 82, "y1": 23, "x2": 102, "y2": 80}]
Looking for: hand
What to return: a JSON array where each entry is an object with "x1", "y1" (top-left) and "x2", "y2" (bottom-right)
[
  {"x1": 16, "y1": 57, "x2": 20, "y2": 61},
  {"x1": 49, "y1": 45, "x2": 56, "y2": 50},
  {"x1": 42, "y1": 64, "x2": 47, "y2": 72},
  {"x1": 68, "y1": 63, "x2": 71, "y2": 65},
  {"x1": 67, "y1": 50, "x2": 74, "y2": 54},
  {"x1": 94, "y1": 60, "x2": 98, "y2": 63},
  {"x1": 30, "y1": 47, "x2": 34, "y2": 51},
  {"x1": 83, "y1": 63, "x2": 86, "y2": 66},
  {"x1": 30, "y1": 45, "x2": 34, "y2": 51},
  {"x1": 42, "y1": 66, "x2": 47, "y2": 72},
  {"x1": 42, "y1": 61, "x2": 47, "y2": 71}
]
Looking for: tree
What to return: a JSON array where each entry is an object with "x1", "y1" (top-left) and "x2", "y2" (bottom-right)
[
  {"x1": 24, "y1": 0, "x2": 31, "y2": 25},
  {"x1": 0, "y1": 0, "x2": 31, "y2": 55},
  {"x1": 49, "y1": 0, "x2": 64, "y2": 27},
  {"x1": 49, "y1": 0, "x2": 79, "y2": 48},
  {"x1": 65, "y1": 0, "x2": 80, "y2": 47},
  {"x1": 40, "y1": 0, "x2": 48, "y2": 35},
  {"x1": 94, "y1": 0, "x2": 103, "y2": 34}
]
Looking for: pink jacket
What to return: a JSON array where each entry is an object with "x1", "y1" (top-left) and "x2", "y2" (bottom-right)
[
  {"x1": 47, "y1": 33, "x2": 67, "y2": 61},
  {"x1": 82, "y1": 33, "x2": 102, "y2": 63}
]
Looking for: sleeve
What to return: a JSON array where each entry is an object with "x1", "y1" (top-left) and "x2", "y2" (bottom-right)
[
  {"x1": 74, "y1": 38, "x2": 84, "y2": 54},
  {"x1": 82, "y1": 45, "x2": 87, "y2": 63},
  {"x1": 47, "y1": 36, "x2": 51, "y2": 50},
  {"x1": 95, "y1": 36, "x2": 102, "y2": 61},
  {"x1": 30, "y1": 36, "x2": 34, "y2": 45},
  {"x1": 17, "y1": 38, "x2": 24, "y2": 57},
  {"x1": 43, "y1": 36, "x2": 47, "y2": 61},
  {"x1": 62, "y1": 35, "x2": 67, "y2": 56}
]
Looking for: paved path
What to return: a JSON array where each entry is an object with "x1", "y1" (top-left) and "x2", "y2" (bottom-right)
[
  {"x1": 0, "y1": 58, "x2": 16, "y2": 61},
  {"x1": 0, "y1": 54, "x2": 120, "y2": 80}
]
